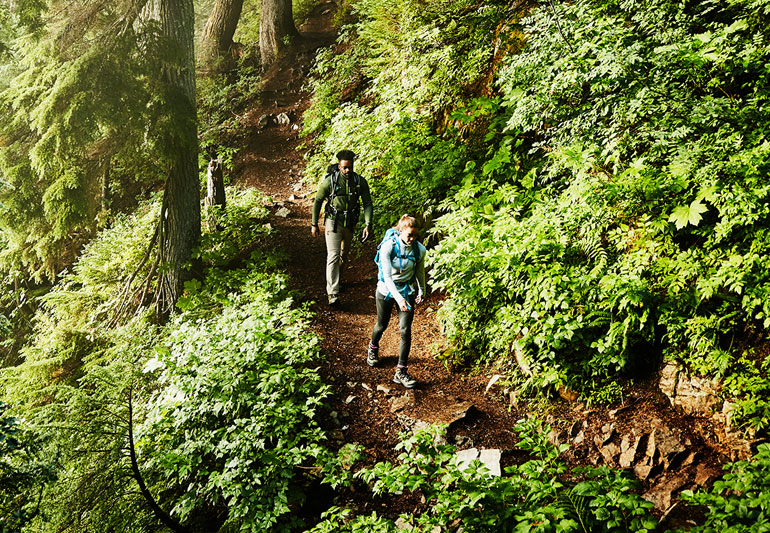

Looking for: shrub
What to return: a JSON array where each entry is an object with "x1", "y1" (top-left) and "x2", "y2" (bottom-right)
[{"x1": 308, "y1": 419, "x2": 657, "y2": 532}]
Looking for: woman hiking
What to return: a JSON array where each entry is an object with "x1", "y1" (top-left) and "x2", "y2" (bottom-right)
[{"x1": 367, "y1": 215, "x2": 427, "y2": 389}]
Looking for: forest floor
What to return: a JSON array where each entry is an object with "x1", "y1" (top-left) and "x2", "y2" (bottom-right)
[{"x1": 232, "y1": 1, "x2": 739, "y2": 528}]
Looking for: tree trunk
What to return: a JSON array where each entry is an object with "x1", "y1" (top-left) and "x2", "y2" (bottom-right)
[
  {"x1": 259, "y1": 0, "x2": 298, "y2": 67},
  {"x1": 204, "y1": 158, "x2": 226, "y2": 231},
  {"x1": 198, "y1": 0, "x2": 244, "y2": 73},
  {"x1": 145, "y1": 0, "x2": 201, "y2": 317}
]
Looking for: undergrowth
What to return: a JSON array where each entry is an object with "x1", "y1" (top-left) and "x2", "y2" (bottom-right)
[
  {"x1": 0, "y1": 188, "x2": 349, "y2": 532},
  {"x1": 303, "y1": 0, "x2": 770, "y2": 429}
]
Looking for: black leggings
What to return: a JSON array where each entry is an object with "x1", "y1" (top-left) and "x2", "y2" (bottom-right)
[{"x1": 370, "y1": 290, "x2": 415, "y2": 367}]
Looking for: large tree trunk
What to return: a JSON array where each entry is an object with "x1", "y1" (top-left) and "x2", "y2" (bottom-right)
[
  {"x1": 198, "y1": 0, "x2": 244, "y2": 73},
  {"x1": 145, "y1": 0, "x2": 201, "y2": 317},
  {"x1": 259, "y1": 0, "x2": 298, "y2": 67}
]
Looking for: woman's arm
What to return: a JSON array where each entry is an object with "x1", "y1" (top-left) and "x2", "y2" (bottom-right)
[{"x1": 415, "y1": 245, "x2": 426, "y2": 300}]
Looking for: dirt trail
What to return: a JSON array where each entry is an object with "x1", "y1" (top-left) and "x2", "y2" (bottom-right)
[
  {"x1": 236, "y1": 0, "x2": 522, "y2": 461},
  {"x1": 233, "y1": 1, "x2": 735, "y2": 526}
]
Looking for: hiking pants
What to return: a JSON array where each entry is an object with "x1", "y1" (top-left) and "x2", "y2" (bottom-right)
[
  {"x1": 371, "y1": 290, "x2": 416, "y2": 367},
  {"x1": 324, "y1": 218, "x2": 352, "y2": 296}
]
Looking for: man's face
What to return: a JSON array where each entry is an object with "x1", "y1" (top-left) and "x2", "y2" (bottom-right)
[{"x1": 339, "y1": 159, "x2": 353, "y2": 176}]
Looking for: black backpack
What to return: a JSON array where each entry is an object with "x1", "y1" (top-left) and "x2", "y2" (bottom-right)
[{"x1": 325, "y1": 164, "x2": 361, "y2": 231}]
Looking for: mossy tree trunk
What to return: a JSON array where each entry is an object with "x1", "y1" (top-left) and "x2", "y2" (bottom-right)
[
  {"x1": 198, "y1": 0, "x2": 244, "y2": 73},
  {"x1": 259, "y1": 0, "x2": 298, "y2": 66},
  {"x1": 145, "y1": 0, "x2": 201, "y2": 317}
]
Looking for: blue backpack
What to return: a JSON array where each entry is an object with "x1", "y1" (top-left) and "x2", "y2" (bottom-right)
[{"x1": 374, "y1": 228, "x2": 425, "y2": 301}]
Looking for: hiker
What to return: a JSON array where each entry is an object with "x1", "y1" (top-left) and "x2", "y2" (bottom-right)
[
  {"x1": 311, "y1": 150, "x2": 373, "y2": 305},
  {"x1": 367, "y1": 215, "x2": 426, "y2": 389}
]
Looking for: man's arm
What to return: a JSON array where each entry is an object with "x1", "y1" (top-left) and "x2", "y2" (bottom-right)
[{"x1": 311, "y1": 177, "x2": 331, "y2": 227}]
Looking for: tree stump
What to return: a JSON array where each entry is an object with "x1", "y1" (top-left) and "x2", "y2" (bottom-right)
[{"x1": 205, "y1": 159, "x2": 226, "y2": 230}]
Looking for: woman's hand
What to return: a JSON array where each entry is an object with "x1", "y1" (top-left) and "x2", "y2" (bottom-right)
[
  {"x1": 398, "y1": 300, "x2": 411, "y2": 312},
  {"x1": 416, "y1": 295, "x2": 422, "y2": 305}
]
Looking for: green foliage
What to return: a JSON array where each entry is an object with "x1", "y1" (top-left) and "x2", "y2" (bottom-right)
[
  {"x1": 196, "y1": 187, "x2": 272, "y2": 267},
  {"x1": 0, "y1": 2, "x2": 192, "y2": 280},
  {"x1": 302, "y1": 0, "x2": 509, "y2": 232},
  {"x1": 309, "y1": 419, "x2": 656, "y2": 532},
  {"x1": 680, "y1": 443, "x2": 770, "y2": 532},
  {"x1": 141, "y1": 284, "x2": 331, "y2": 531},
  {"x1": 420, "y1": 0, "x2": 770, "y2": 421},
  {"x1": 0, "y1": 400, "x2": 53, "y2": 533},
  {"x1": 198, "y1": 65, "x2": 262, "y2": 162},
  {"x1": 0, "y1": 185, "x2": 349, "y2": 531}
]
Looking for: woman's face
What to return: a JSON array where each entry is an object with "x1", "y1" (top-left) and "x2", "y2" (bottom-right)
[{"x1": 400, "y1": 225, "x2": 418, "y2": 246}]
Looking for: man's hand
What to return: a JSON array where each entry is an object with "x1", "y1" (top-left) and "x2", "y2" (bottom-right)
[
  {"x1": 361, "y1": 224, "x2": 371, "y2": 242},
  {"x1": 311, "y1": 224, "x2": 320, "y2": 237}
]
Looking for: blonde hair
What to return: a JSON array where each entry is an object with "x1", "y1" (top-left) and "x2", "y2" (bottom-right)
[{"x1": 396, "y1": 214, "x2": 418, "y2": 231}]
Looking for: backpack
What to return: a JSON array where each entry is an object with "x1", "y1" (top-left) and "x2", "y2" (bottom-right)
[
  {"x1": 324, "y1": 164, "x2": 361, "y2": 231},
  {"x1": 374, "y1": 228, "x2": 425, "y2": 301}
]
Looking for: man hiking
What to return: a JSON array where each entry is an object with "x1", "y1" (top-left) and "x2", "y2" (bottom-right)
[{"x1": 311, "y1": 150, "x2": 373, "y2": 305}]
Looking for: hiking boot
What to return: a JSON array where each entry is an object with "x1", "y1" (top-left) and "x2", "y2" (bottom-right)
[
  {"x1": 328, "y1": 294, "x2": 339, "y2": 306},
  {"x1": 393, "y1": 368, "x2": 417, "y2": 389},
  {"x1": 366, "y1": 345, "x2": 379, "y2": 367}
]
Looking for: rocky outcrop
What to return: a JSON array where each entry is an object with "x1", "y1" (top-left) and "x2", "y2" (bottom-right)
[
  {"x1": 659, "y1": 362, "x2": 756, "y2": 461},
  {"x1": 659, "y1": 362, "x2": 721, "y2": 416}
]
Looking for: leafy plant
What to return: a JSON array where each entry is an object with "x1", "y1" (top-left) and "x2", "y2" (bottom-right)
[
  {"x1": 680, "y1": 443, "x2": 770, "y2": 532},
  {"x1": 309, "y1": 419, "x2": 657, "y2": 532}
]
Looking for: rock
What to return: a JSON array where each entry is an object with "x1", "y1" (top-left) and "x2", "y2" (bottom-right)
[
  {"x1": 682, "y1": 450, "x2": 697, "y2": 467},
  {"x1": 548, "y1": 429, "x2": 568, "y2": 448},
  {"x1": 485, "y1": 374, "x2": 503, "y2": 394},
  {"x1": 345, "y1": 395, "x2": 356, "y2": 404},
  {"x1": 478, "y1": 449, "x2": 502, "y2": 476},
  {"x1": 618, "y1": 435, "x2": 643, "y2": 468},
  {"x1": 275, "y1": 207, "x2": 291, "y2": 218},
  {"x1": 396, "y1": 414, "x2": 431, "y2": 434},
  {"x1": 650, "y1": 427, "x2": 686, "y2": 468},
  {"x1": 595, "y1": 424, "x2": 615, "y2": 446},
  {"x1": 568, "y1": 420, "x2": 582, "y2": 438},
  {"x1": 435, "y1": 400, "x2": 476, "y2": 428},
  {"x1": 390, "y1": 395, "x2": 410, "y2": 413},
  {"x1": 292, "y1": 124, "x2": 300, "y2": 131},
  {"x1": 573, "y1": 430, "x2": 585, "y2": 444},
  {"x1": 394, "y1": 516, "x2": 412, "y2": 530},
  {"x1": 257, "y1": 113, "x2": 273, "y2": 128},
  {"x1": 558, "y1": 385, "x2": 579, "y2": 402},
  {"x1": 361, "y1": 383, "x2": 372, "y2": 391},
  {"x1": 288, "y1": 194, "x2": 297, "y2": 201},
  {"x1": 455, "y1": 448, "x2": 479, "y2": 471},
  {"x1": 634, "y1": 463, "x2": 654, "y2": 480},
  {"x1": 292, "y1": 183, "x2": 302, "y2": 191},
  {"x1": 599, "y1": 443, "x2": 621, "y2": 466},
  {"x1": 643, "y1": 472, "x2": 690, "y2": 511},
  {"x1": 659, "y1": 362, "x2": 721, "y2": 416},
  {"x1": 455, "y1": 448, "x2": 501, "y2": 477},
  {"x1": 658, "y1": 362, "x2": 679, "y2": 399},
  {"x1": 275, "y1": 112, "x2": 291, "y2": 125},
  {"x1": 454, "y1": 434, "x2": 474, "y2": 448},
  {"x1": 377, "y1": 384, "x2": 393, "y2": 395},
  {"x1": 512, "y1": 344, "x2": 533, "y2": 376},
  {"x1": 695, "y1": 463, "x2": 719, "y2": 486}
]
